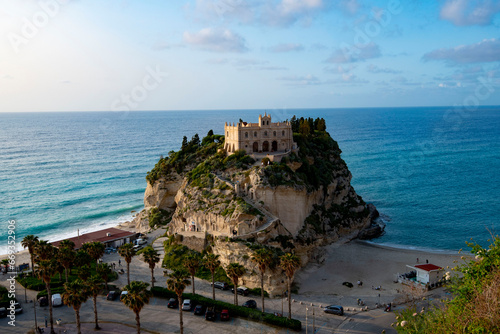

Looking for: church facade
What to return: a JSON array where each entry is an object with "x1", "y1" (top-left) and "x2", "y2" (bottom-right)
[{"x1": 224, "y1": 113, "x2": 297, "y2": 154}]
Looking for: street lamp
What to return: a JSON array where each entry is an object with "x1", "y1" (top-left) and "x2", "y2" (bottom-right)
[
  {"x1": 313, "y1": 307, "x2": 315, "y2": 333},
  {"x1": 306, "y1": 307, "x2": 308, "y2": 334}
]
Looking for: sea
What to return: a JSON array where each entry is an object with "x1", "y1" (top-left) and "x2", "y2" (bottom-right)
[{"x1": 1, "y1": 107, "x2": 499, "y2": 255}]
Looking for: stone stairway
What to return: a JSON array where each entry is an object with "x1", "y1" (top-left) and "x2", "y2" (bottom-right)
[{"x1": 214, "y1": 173, "x2": 283, "y2": 238}]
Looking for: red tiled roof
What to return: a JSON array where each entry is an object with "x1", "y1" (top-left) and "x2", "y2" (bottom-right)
[
  {"x1": 414, "y1": 264, "x2": 443, "y2": 272},
  {"x1": 52, "y1": 228, "x2": 136, "y2": 249}
]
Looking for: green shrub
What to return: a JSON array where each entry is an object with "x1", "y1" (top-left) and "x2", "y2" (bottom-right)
[
  {"x1": 0, "y1": 286, "x2": 16, "y2": 308},
  {"x1": 36, "y1": 286, "x2": 65, "y2": 299}
]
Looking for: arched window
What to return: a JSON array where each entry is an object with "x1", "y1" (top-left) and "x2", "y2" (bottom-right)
[
  {"x1": 245, "y1": 132, "x2": 248, "y2": 138},
  {"x1": 282, "y1": 130, "x2": 285, "y2": 136},
  {"x1": 273, "y1": 131, "x2": 276, "y2": 137},
  {"x1": 264, "y1": 131, "x2": 268, "y2": 136},
  {"x1": 254, "y1": 131, "x2": 257, "y2": 137},
  {"x1": 227, "y1": 131, "x2": 229, "y2": 137}
]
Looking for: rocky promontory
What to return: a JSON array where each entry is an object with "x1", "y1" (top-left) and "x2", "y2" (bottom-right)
[{"x1": 140, "y1": 118, "x2": 381, "y2": 296}]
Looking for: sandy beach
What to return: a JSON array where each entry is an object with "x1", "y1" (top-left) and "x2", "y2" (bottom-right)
[{"x1": 295, "y1": 240, "x2": 470, "y2": 308}]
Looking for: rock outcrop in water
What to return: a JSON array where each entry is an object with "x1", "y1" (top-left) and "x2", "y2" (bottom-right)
[{"x1": 142, "y1": 118, "x2": 380, "y2": 296}]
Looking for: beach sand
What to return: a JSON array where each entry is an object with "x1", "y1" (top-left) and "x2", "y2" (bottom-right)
[{"x1": 294, "y1": 240, "x2": 470, "y2": 308}]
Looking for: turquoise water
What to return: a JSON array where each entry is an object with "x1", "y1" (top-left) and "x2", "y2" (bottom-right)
[{"x1": 1, "y1": 107, "x2": 499, "y2": 253}]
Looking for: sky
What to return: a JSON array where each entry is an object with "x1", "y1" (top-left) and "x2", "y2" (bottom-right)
[{"x1": 1, "y1": 0, "x2": 500, "y2": 112}]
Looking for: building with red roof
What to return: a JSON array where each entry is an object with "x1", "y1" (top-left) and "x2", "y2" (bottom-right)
[
  {"x1": 52, "y1": 228, "x2": 137, "y2": 249},
  {"x1": 406, "y1": 263, "x2": 444, "y2": 287}
]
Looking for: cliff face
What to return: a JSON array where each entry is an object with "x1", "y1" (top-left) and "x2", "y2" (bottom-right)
[{"x1": 143, "y1": 126, "x2": 377, "y2": 296}]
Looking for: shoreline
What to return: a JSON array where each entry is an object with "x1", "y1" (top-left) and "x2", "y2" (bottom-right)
[{"x1": 360, "y1": 240, "x2": 465, "y2": 256}]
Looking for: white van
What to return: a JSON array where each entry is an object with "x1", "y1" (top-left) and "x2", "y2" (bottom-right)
[
  {"x1": 134, "y1": 238, "x2": 147, "y2": 245},
  {"x1": 52, "y1": 294, "x2": 63, "y2": 307}
]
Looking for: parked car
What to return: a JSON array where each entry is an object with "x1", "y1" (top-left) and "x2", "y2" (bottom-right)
[
  {"x1": 193, "y1": 304, "x2": 205, "y2": 315},
  {"x1": 51, "y1": 294, "x2": 63, "y2": 307},
  {"x1": 13, "y1": 302, "x2": 23, "y2": 314},
  {"x1": 0, "y1": 307, "x2": 7, "y2": 318},
  {"x1": 106, "y1": 291, "x2": 119, "y2": 301},
  {"x1": 220, "y1": 309, "x2": 230, "y2": 321},
  {"x1": 205, "y1": 308, "x2": 216, "y2": 321},
  {"x1": 134, "y1": 238, "x2": 147, "y2": 245},
  {"x1": 213, "y1": 281, "x2": 229, "y2": 290},
  {"x1": 133, "y1": 244, "x2": 143, "y2": 251},
  {"x1": 38, "y1": 296, "x2": 48, "y2": 307},
  {"x1": 242, "y1": 300, "x2": 257, "y2": 308},
  {"x1": 167, "y1": 298, "x2": 178, "y2": 308},
  {"x1": 104, "y1": 247, "x2": 117, "y2": 254},
  {"x1": 181, "y1": 299, "x2": 192, "y2": 311},
  {"x1": 231, "y1": 286, "x2": 249, "y2": 296},
  {"x1": 323, "y1": 305, "x2": 344, "y2": 316},
  {"x1": 120, "y1": 291, "x2": 128, "y2": 300}
]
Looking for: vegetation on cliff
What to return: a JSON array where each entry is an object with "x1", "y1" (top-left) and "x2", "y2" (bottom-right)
[
  {"x1": 146, "y1": 116, "x2": 347, "y2": 192},
  {"x1": 394, "y1": 236, "x2": 500, "y2": 333}
]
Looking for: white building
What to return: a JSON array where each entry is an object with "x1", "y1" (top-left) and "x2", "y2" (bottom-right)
[{"x1": 406, "y1": 264, "x2": 444, "y2": 287}]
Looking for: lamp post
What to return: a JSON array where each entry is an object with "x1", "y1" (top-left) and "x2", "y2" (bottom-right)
[
  {"x1": 281, "y1": 291, "x2": 284, "y2": 316},
  {"x1": 313, "y1": 307, "x2": 315, "y2": 333},
  {"x1": 33, "y1": 298, "x2": 37, "y2": 331},
  {"x1": 306, "y1": 307, "x2": 308, "y2": 334}
]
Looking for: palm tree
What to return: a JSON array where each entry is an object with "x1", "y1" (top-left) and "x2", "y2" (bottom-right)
[
  {"x1": 184, "y1": 254, "x2": 200, "y2": 294},
  {"x1": 21, "y1": 234, "x2": 39, "y2": 276},
  {"x1": 59, "y1": 239, "x2": 75, "y2": 250},
  {"x1": 141, "y1": 246, "x2": 160, "y2": 288},
  {"x1": 167, "y1": 269, "x2": 190, "y2": 334},
  {"x1": 62, "y1": 279, "x2": 89, "y2": 334},
  {"x1": 121, "y1": 281, "x2": 152, "y2": 334},
  {"x1": 55, "y1": 261, "x2": 65, "y2": 281},
  {"x1": 58, "y1": 246, "x2": 75, "y2": 283},
  {"x1": 280, "y1": 253, "x2": 301, "y2": 319},
  {"x1": 77, "y1": 264, "x2": 91, "y2": 282},
  {"x1": 36, "y1": 260, "x2": 57, "y2": 334},
  {"x1": 74, "y1": 249, "x2": 92, "y2": 268},
  {"x1": 87, "y1": 275, "x2": 103, "y2": 330},
  {"x1": 226, "y1": 263, "x2": 246, "y2": 306},
  {"x1": 34, "y1": 240, "x2": 54, "y2": 261},
  {"x1": 252, "y1": 248, "x2": 273, "y2": 312},
  {"x1": 82, "y1": 241, "x2": 105, "y2": 265},
  {"x1": 96, "y1": 263, "x2": 112, "y2": 291},
  {"x1": 118, "y1": 243, "x2": 136, "y2": 285},
  {"x1": 203, "y1": 253, "x2": 220, "y2": 300}
]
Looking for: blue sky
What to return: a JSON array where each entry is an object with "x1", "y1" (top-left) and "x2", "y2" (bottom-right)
[{"x1": 1, "y1": 0, "x2": 499, "y2": 112}]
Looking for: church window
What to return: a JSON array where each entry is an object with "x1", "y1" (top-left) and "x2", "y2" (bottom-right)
[
  {"x1": 273, "y1": 131, "x2": 276, "y2": 137},
  {"x1": 254, "y1": 131, "x2": 257, "y2": 137},
  {"x1": 245, "y1": 132, "x2": 248, "y2": 138},
  {"x1": 282, "y1": 130, "x2": 285, "y2": 136},
  {"x1": 264, "y1": 131, "x2": 268, "y2": 136}
]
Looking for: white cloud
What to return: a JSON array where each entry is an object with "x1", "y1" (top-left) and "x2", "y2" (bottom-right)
[
  {"x1": 268, "y1": 43, "x2": 304, "y2": 52},
  {"x1": 326, "y1": 42, "x2": 381, "y2": 63},
  {"x1": 336, "y1": 0, "x2": 361, "y2": 15},
  {"x1": 422, "y1": 38, "x2": 500, "y2": 64},
  {"x1": 440, "y1": 0, "x2": 500, "y2": 26},
  {"x1": 324, "y1": 65, "x2": 356, "y2": 74},
  {"x1": 278, "y1": 74, "x2": 322, "y2": 85},
  {"x1": 183, "y1": 28, "x2": 248, "y2": 53},
  {"x1": 263, "y1": 0, "x2": 326, "y2": 26},
  {"x1": 366, "y1": 64, "x2": 401, "y2": 74}
]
